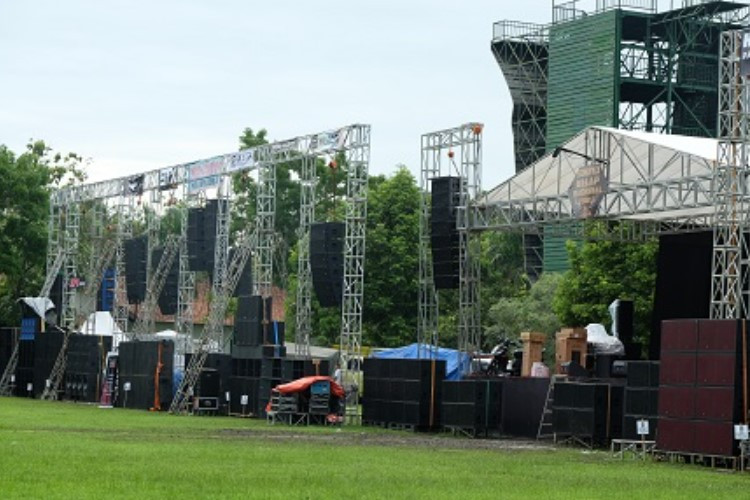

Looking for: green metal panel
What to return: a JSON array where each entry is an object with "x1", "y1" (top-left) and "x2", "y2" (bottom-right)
[
  {"x1": 542, "y1": 234, "x2": 570, "y2": 273},
  {"x1": 546, "y1": 10, "x2": 619, "y2": 150}
]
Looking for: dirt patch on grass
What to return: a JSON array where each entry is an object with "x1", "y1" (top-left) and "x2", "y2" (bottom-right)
[{"x1": 218, "y1": 428, "x2": 554, "y2": 452}]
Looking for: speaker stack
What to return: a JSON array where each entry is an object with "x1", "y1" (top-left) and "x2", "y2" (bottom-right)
[
  {"x1": 621, "y1": 361, "x2": 659, "y2": 440},
  {"x1": 116, "y1": 340, "x2": 174, "y2": 410},
  {"x1": 187, "y1": 199, "x2": 226, "y2": 274},
  {"x1": 657, "y1": 319, "x2": 750, "y2": 457},
  {"x1": 124, "y1": 236, "x2": 148, "y2": 304},
  {"x1": 31, "y1": 330, "x2": 65, "y2": 398},
  {"x1": 442, "y1": 379, "x2": 504, "y2": 437},
  {"x1": 430, "y1": 177, "x2": 460, "y2": 290},
  {"x1": 499, "y1": 378, "x2": 550, "y2": 438},
  {"x1": 151, "y1": 246, "x2": 179, "y2": 315},
  {"x1": 552, "y1": 381, "x2": 625, "y2": 445},
  {"x1": 362, "y1": 358, "x2": 445, "y2": 429},
  {"x1": 310, "y1": 222, "x2": 344, "y2": 308},
  {"x1": 64, "y1": 334, "x2": 112, "y2": 402},
  {"x1": 230, "y1": 291, "x2": 291, "y2": 417}
]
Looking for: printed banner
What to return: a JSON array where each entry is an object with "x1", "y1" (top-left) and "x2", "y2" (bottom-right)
[
  {"x1": 159, "y1": 167, "x2": 178, "y2": 191},
  {"x1": 127, "y1": 174, "x2": 144, "y2": 196},
  {"x1": 226, "y1": 149, "x2": 256, "y2": 172},
  {"x1": 187, "y1": 158, "x2": 223, "y2": 193},
  {"x1": 568, "y1": 162, "x2": 608, "y2": 219}
]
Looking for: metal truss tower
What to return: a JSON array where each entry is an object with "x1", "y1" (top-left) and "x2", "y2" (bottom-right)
[
  {"x1": 176, "y1": 191, "x2": 195, "y2": 360},
  {"x1": 60, "y1": 197, "x2": 80, "y2": 330},
  {"x1": 418, "y1": 134, "x2": 440, "y2": 358},
  {"x1": 711, "y1": 29, "x2": 750, "y2": 319},
  {"x1": 419, "y1": 124, "x2": 483, "y2": 358},
  {"x1": 295, "y1": 155, "x2": 316, "y2": 358},
  {"x1": 113, "y1": 195, "x2": 135, "y2": 335},
  {"x1": 339, "y1": 125, "x2": 370, "y2": 424},
  {"x1": 253, "y1": 152, "x2": 276, "y2": 299}
]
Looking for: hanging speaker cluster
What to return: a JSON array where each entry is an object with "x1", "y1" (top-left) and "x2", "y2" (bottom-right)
[
  {"x1": 151, "y1": 246, "x2": 179, "y2": 316},
  {"x1": 187, "y1": 199, "x2": 226, "y2": 274},
  {"x1": 124, "y1": 236, "x2": 147, "y2": 304},
  {"x1": 430, "y1": 177, "x2": 460, "y2": 290},
  {"x1": 310, "y1": 222, "x2": 344, "y2": 308}
]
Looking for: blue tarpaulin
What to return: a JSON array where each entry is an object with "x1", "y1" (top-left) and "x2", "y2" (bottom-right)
[{"x1": 371, "y1": 343, "x2": 469, "y2": 381}]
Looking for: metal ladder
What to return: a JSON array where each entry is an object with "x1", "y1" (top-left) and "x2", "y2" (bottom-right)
[
  {"x1": 131, "y1": 235, "x2": 180, "y2": 340},
  {"x1": 41, "y1": 241, "x2": 117, "y2": 401},
  {"x1": 169, "y1": 232, "x2": 255, "y2": 414},
  {"x1": 537, "y1": 375, "x2": 565, "y2": 440}
]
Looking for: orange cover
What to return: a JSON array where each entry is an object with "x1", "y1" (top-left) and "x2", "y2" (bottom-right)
[{"x1": 274, "y1": 376, "x2": 345, "y2": 399}]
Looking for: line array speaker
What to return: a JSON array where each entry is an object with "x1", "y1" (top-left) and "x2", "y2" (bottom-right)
[
  {"x1": 430, "y1": 177, "x2": 460, "y2": 290},
  {"x1": 310, "y1": 222, "x2": 344, "y2": 308},
  {"x1": 124, "y1": 236, "x2": 147, "y2": 304}
]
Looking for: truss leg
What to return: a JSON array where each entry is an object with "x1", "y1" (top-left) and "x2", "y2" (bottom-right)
[
  {"x1": 418, "y1": 134, "x2": 440, "y2": 359},
  {"x1": 295, "y1": 155, "x2": 315, "y2": 358},
  {"x1": 711, "y1": 30, "x2": 750, "y2": 320},
  {"x1": 339, "y1": 125, "x2": 370, "y2": 425}
]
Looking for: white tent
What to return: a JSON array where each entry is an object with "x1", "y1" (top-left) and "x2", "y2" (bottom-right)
[
  {"x1": 77, "y1": 311, "x2": 122, "y2": 336},
  {"x1": 479, "y1": 126, "x2": 719, "y2": 229}
]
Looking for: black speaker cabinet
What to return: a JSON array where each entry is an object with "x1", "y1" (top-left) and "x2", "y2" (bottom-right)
[{"x1": 310, "y1": 222, "x2": 345, "y2": 307}]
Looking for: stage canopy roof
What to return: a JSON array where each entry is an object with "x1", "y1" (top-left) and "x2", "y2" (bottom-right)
[{"x1": 476, "y1": 126, "x2": 722, "y2": 235}]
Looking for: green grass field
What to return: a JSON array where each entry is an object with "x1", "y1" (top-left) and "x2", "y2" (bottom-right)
[{"x1": 0, "y1": 397, "x2": 748, "y2": 499}]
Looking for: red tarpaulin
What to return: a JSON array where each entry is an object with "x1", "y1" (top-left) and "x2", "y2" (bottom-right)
[{"x1": 274, "y1": 375, "x2": 345, "y2": 399}]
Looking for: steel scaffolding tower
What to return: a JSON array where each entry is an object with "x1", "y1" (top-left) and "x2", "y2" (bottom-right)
[
  {"x1": 419, "y1": 124, "x2": 483, "y2": 360},
  {"x1": 295, "y1": 155, "x2": 316, "y2": 358},
  {"x1": 710, "y1": 29, "x2": 750, "y2": 319},
  {"x1": 339, "y1": 125, "x2": 370, "y2": 424},
  {"x1": 491, "y1": 21, "x2": 549, "y2": 173}
]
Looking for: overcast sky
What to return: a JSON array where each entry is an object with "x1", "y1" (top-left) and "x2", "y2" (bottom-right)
[{"x1": 0, "y1": 1, "x2": 676, "y2": 189}]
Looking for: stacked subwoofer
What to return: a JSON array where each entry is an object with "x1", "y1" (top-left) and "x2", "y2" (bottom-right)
[
  {"x1": 552, "y1": 381, "x2": 624, "y2": 446},
  {"x1": 362, "y1": 358, "x2": 445, "y2": 429},
  {"x1": 430, "y1": 177, "x2": 460, "y2": 290},
  {"x1": 32, "y1": 331, "x2": 64, "y2": 398},
  {"x1": 657, "y1": 319, "x2": 750, "y2": 457},
  {"x1": 116, "y1": 340, "x2": 174, "y2": 410},
  {"x1": 442, "y1": 379, "x2": 504, "y2": 436},
  {"x1": 64, "y1": 334, "x2": 112, "y2": 402},
  {"x1": 310, "y1": 222, "x2": 344, "y2": 308},
  {"x1": 622, "y1": 361, "x2": 659, "y2": 440}
]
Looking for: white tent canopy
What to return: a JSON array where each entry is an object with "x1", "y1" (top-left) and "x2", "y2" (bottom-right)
[{"x1": 478, "y1": 126, "x2": 720, "y2": 230}]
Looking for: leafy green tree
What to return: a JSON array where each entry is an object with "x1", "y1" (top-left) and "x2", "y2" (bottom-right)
[
  {"x1": 552, "y1": 235, "x2": 657, "y2": 348},
  {"x1": 362, "y1": 167, "x2": 420, "y2": 347},
  {"x1": 485, "y1": 272, "x2": 563, "y2": 361},
  {"x1": 0, "y1": 141, "x2": 86, "y2": 325}
]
